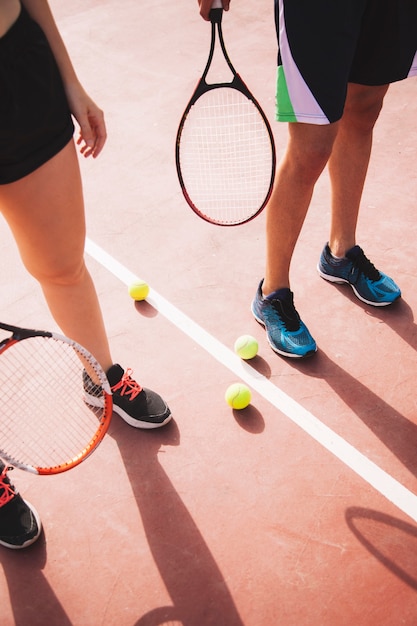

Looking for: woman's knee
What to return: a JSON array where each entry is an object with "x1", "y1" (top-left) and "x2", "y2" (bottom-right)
[{"x1": 25, "y1": 256, "x2": 87, "y2": 289}]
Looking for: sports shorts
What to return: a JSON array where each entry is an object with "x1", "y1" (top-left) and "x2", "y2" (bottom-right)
[
  {"x1": 0, "y1": 4, "x2": 74, "y2": 184},
  {"x1": 275, "y1": 0, "x2": 417, "y2": 124}
]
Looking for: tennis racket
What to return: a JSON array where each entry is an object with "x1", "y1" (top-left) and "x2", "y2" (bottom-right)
[
  {"x1": 0, "y1": 322, "x2": 113, "y2": 475},
  {"x1": 175, "y1": 0, "x2": 276, "y2": 226}
]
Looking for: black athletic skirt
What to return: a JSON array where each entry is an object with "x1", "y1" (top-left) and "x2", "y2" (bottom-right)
[{"x1": 0, "y1": 4, "x2": 74, "y2": 184}]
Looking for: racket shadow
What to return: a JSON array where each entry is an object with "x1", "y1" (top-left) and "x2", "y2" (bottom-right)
[
  {"x1": 110, "y1": 420, "x2": 245, "y2": 626},
  {"x1": 345, "y1": 507, "x2": 417, "y2": 590}
]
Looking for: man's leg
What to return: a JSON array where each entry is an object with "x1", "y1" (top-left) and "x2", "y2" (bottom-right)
[
  {"x1": 328, "y1": 83, "x2": 389, "y2": 257},
  {"x1": 318, "y1": 82, "x2": 401, "y2": 306},
  {"x1": 263, "y1": 121, "x2": 339, "y2": 295},
  {"x1": 252, "y1": 122, "x2": 338, "y2": 357}
]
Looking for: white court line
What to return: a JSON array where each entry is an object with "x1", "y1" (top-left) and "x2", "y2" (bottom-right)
[{"x1": 86, "y1": 236, "x2": 417, "y2": 522}]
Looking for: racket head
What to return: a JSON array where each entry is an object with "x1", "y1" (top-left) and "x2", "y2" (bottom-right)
[
  {"x1": 176, "y1": 7, "x2": 276, "y2": 226},
  {"x1": 0, "y1": 323, "x2": 112, "y2": 475},
  {"x1": 176, "y1": 77, "x2": 276, "y2": 226}
]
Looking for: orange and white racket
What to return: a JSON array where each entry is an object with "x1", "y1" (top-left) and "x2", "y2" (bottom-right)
[{"x1": 0, "y1": 322, "x2": 112, "y2": 475}]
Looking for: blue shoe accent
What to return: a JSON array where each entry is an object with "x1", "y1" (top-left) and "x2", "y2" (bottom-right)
[
  {"x1": 251, "y1": 281, "x2": 317, "y2": 358},
  {"x1": 317, "y1": 244, "x2": 401, "y2": 306}
]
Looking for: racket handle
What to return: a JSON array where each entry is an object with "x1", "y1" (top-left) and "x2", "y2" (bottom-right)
[{"x1": 210, "y1": 0, "x2": 223, "y2": 22}]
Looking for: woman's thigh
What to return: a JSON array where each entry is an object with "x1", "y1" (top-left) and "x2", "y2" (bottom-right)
[{"x1": 0, "y1": 140, "x2": 86, "y2": 280}]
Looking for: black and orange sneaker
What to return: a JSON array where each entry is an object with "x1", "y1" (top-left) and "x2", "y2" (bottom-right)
[
  {"x1": 84, "y1": 364, "x2": 172, "y2": 429},
  {"x1": 0, "y1": 464, "x2": 41, "y2": 549}
]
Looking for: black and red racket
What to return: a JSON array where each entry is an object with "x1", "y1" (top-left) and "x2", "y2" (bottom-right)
[
  {"x1": 0, "y1": 322, "x2": 112, "y2": 475},
  {"x1": 175, "y1": 0, "x2": 276, "y2": 226}
]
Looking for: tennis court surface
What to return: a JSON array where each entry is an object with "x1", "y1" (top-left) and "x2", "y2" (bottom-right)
[{"x1": 1, "y1": 1, "x2": 417, "y2": 624}]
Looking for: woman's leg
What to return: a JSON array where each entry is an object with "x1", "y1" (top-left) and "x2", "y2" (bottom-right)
[
  {"x1": 0, "y1": 140, "x2": 113, "y2": 371},
  {"x1": 1, "y1": 139, "x2": 172, "y2": 428}
]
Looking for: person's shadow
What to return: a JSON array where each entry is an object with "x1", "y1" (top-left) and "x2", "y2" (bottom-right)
[
  {"x1": 289, "y1": 296, "x2": 417, "y2": 477},
  {"x1": 109, "y1": 418, "x2": 245, "y2": 626},
  {"x1": 0, "y1": 534, "x2": 73, "y2": 626},
  {"x1": 325, "y1": 288, "x2": 417, "y2": 351},
  {"x1": 1, "y1": 420, "x2": 245, "y2": 626}
]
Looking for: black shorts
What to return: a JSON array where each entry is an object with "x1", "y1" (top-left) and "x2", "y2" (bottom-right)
[
  {"x1": 0, "y1": 5, "x2": 74, "y2": 184},
  {"x1": 275, "y1": 0, "x2": 417, "y2": 124}
]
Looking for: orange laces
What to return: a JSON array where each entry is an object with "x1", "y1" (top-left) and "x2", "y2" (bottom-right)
[
  {"x1": 0, "y1": 466, "x2": 15, "y2": 508},
  {"x1": 110, "y1": 368, "x2": 143, "y2": 401}
]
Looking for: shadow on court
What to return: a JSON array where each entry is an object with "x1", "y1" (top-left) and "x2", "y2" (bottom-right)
[
  {"x1": 111, "y1": 419, "x2": 245, "y2": 626},
  {"x1": 346, "y1": 507, "x2": 417, "y2": 591},
  {"x1": 276, "y1": 290, "x2": 417, "y2": 481},
  {"x1": 0, "y1": 537, "x2": 72, "y2": 626},
  {"x1": 288, "y1": 346, "x2": 417, "y2": 479},
  {"x1": 1, "y1": 420, "x2": 245, "y2": 626}
]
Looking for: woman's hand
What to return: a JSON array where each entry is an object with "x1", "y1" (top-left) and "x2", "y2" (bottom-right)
[{"x1": 65, "y1": 82, "x2": 107, "y2": 158}]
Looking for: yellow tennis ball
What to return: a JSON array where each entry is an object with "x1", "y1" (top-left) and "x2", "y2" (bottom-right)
[
  {"x1": 225, "y1": 383, "x2": 251, "y2": 410},
  {"x1": 234, "y1": 335, "x2": 258, "y2": 360},
  {"x1": 128, "y1": 280, "x2": 149, "y2": 301}
]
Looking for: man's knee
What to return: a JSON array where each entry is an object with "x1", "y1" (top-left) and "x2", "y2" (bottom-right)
[
  {"x1": 286, "y1": 122, "x2": 338, "y2": 180},
  {"x1": 343, "y1": 83, "x2": 389, "y2": 132}
]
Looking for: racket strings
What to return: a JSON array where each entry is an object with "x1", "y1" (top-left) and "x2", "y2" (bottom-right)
[
  {"x1": 0, "y1": 336, "x2": 109, "y2": 472},
  {"x1": 179, "y1": 87, "x2": 274, "y2": 224}
]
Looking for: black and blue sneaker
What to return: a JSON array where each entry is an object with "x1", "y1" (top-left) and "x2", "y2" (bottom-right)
[
  {"x1": 0, "y1": 464, "x2": 41, "y2": 550},
  {"x1": 251, "y1": 280, "x2": 317, "y2": 358},
  {"x1": 317, "y1": 243, "x2": 401, "y2": 306}
]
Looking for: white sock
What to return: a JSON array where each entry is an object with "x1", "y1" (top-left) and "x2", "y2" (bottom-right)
[{"x1": 329, "y1": 249, "x2": 345, "y2": 261}]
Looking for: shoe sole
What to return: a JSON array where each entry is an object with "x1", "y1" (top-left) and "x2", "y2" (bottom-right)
[
  {"x1": 112, "y1": 404, "x2": 172, "y2": 429},
  {"x1": 317, "y1": 266, "x2": 401, "y2": 307},
  {"x1": 251, "y1": 306, "x2": 317, "y2": 359},
  {"x1": 84, "y1": 393, "x2": 172, "y2": 429}
]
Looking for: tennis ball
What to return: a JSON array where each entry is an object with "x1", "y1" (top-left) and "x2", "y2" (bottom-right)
[
  {"x1": 225, "y1": 383, "x2": 251, "y2": 410},
  {"x1": 234, "y1": 335, "x2": 258, "y2": 360},
  {"x1": 128, "y1": 279, "x2": 149, "y2": 301}
]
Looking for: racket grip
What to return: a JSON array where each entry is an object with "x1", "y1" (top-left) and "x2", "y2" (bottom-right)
[{"x1": 210, "y1": 0, "x2": 223, "y2": 22}]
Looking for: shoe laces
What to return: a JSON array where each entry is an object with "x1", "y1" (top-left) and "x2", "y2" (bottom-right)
[
  {"x1": 269, "y1": 293, "x2": 300, "y2": 332},
  {"x1": 111, "y1": 368, "x2": 143, "y2": 401},
  {"x1": 0, "y1": 466, "x2": 16, "y2": 508},
  {"x1": 348, "y1": 248, "x2": 381, "y2": 282}
]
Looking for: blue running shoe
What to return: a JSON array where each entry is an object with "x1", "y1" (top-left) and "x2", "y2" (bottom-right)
[
  {"x1": 317, "y1": 243, "x2": 401, "y2": 306},
  {"x1": 251, "y1": 281, "x2": 317, "y2": 358}
]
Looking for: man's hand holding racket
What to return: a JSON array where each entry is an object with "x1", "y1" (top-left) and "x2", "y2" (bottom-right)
[
  {"x1": 198, "y1": 0, "x2": 231, "y2": 21},
  {"x1": 176, "y1": 0, "x2": 276, "y2": 226}
]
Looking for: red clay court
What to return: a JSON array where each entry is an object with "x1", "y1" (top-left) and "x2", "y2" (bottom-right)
[{"x1": 1, "y1": 1, "x2": 417, "y2": 624}]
